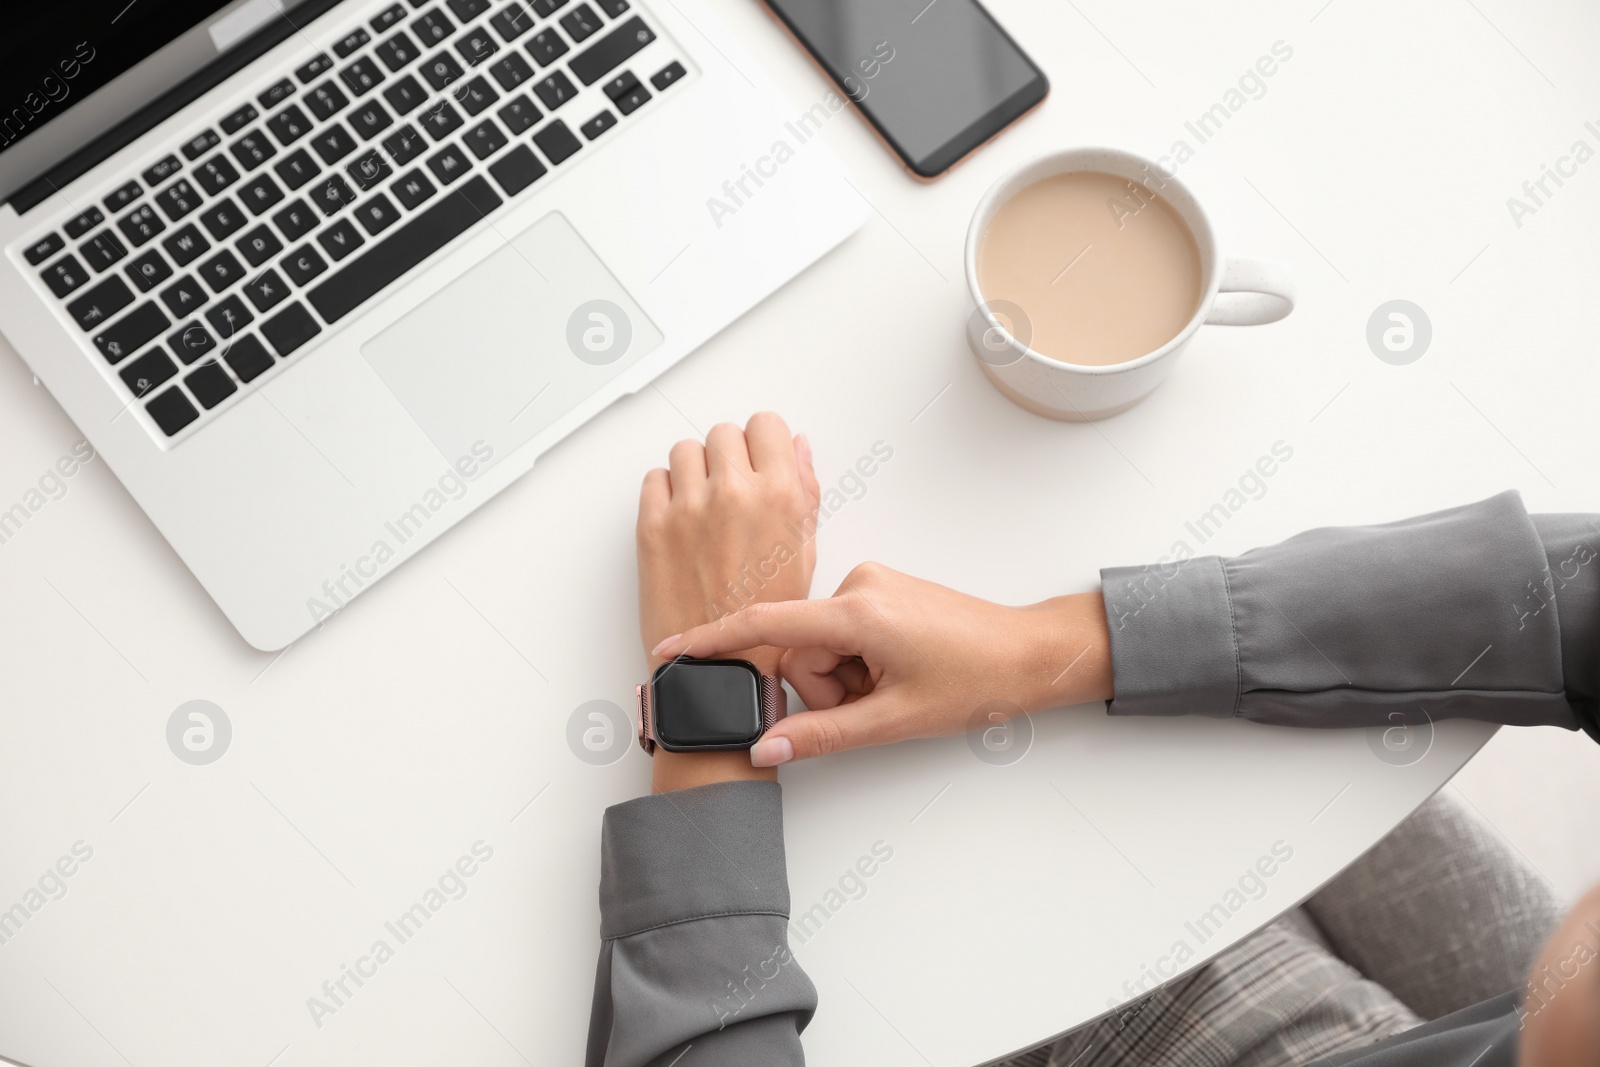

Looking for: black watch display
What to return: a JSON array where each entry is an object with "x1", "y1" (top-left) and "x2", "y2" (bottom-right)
[{"x1": 636, "y1": 656, "x2": 785, "y2": 754}]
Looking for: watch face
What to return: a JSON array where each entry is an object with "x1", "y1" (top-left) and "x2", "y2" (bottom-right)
[{"x1": 652, "y1": 658, "x2": 763, "y2": 750}]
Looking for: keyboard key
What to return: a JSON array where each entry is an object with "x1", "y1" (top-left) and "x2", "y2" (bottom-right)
[
  {"x1": 318, "y1": 218, "x2": 366, "y2": 260},
  {"x1": 372, "y1": 2, "x2": 408, "y2": 31},
  {"x1": 561, "y1": 4, "x2": 602, "y2": 43},
  {"x1": 354, "y1": 192, "x2": 402, "y2": 234},
  {"x1": 65, "y1": 207, "x2": 105, "y2": 239},
  {"x1": 597, "y1": 0, "x2": 629, "y2": 15},
  {"x1": 205, "y1": 294, "x2": 254, "y2": 337},
  {"x1": 340, "y1": 57, "x2": 387, "y2": 96},
  {"x1": 312, "y1": 123, "x2": 360, "y2": 164},
  {"x1": 154, "y1": 178, "x2": 203, "y2": 221},
  {"x1": 651, "y1": 59, "x2": 685, "y2": 91},
  {"x1": 305, "y1": 80, "x2": 350, "y2": 121},
  {"x1": 25, "y1": 232, "x2": 64, "y2": 265},
  {"x1": 185, "y1": 360, "x2": 238, "y2": 409},
  {"x1": 163, "y1": 224, "x2": 211, "y2": 266},
  {"x1": 259, "y1": 78, "x2": 297, "y2": 109},
  {"x1": 160, "y1": 276, "x2": 210, "y2": 318},
  {"x1": 391, "y1": 168, "x2": 437, "y2": 208},
  {"x1": 266, "y1": 103, "x2": 313, "y2": 145},
  {"x1": 532, "y1": 70, "x2": 576, "y2": 110},
  {"x1": 281, "y1": 245, "x2": 328, "y2": 285},
  {"x1": 383, "y1": 73, "x2": 429, "y2": 115},
  {"x1": 347, "y1": 148, "x2": 394, "y2": 189},
  {"x1": 532, "y1": 118, "x2": 581, "y2": 164},
  {"x1": 490, "y1": 3, "x2": 534, "y2": 42},
  {"x1": 261, "y1": 303, "x2": 322, "y2": 357},
  {"x1": 238, "y1": 225, "x2": 284, "y2": 266},
  {"x1": 198, "y1": 248, "x2": 247, "y2": 291},
  {"x1": 93, "y1": 301, "x2": 169, "y2": 364},
  {"x1": 412, "y1": 8, "x2": 455, "y2": 47},
  {"x1": 225, "y1": 333, "x2": 276, "y2": 382},
  {"x1": 220, "y1": 103, "x2": 259, "y2": 134},
  {"x1": 579, "y1": 109, "x2": 615, "y2": 140},
  {"x1": 168, "y1": 320, "x2": 218, "y2": 362},
  {"x1": 426, "y1": 144, "x2": 472, "y2": 184},
  {"x1": 195, "y1": 154, "x2": 242, "y2": 194},
  {"x1": 230, "y1": 130, "x2": 278, "y2": 169},
  {"x1": 456, "y1": 27, "x2": 499, "y2": 66},
  {"x1": 82, "y1": 230, "x2": 129, "y2": 271},
  {"x1": 605, "y1": 75, "x2": 649, "y2": 115},
  {"x1": 274, "y1": 200, "x2": 319, "y2": 241},
  {"x1": 141, "y1": 154, "x2": 183, "y2": 186},
  {"x1": 126, "y1": 249, "x2": 174, "y2": 292},
  {"x1": 349, "y1": 100, "x2": 394, "y2": 140},
  {"x1": 239, "y1": 175, "x2": 285, "y2": 215},
  {"x1": 309, "y1": 173, "x2": 359, "y2": 215},
  {"x1": 525, "y1": 29, "x2": 568, "y2": 67},
  {"x1": 120, "y1": 345, "x2": 178, "y2": 397},
  {"x1": 146, "y1": 387, "x2": 199, "y2": 436},
  {"x1": 383, "y1": 124, "x2": 428, "y2": 165},
  {"x1": 41, "y1": 255, "x2": 88, "y2": 298},
  {"x1": 200, "y1": 199, "x2": 248, "y2": 240},
  {"x1": 105, "y1": 181, "x2": 142, "y2": 212},
  {"x1": 307, "y1": 174, "x2": 501, "y2": 323},
  {"x1": 334, "y1": 28, "x2": 372, "y2": 58},
  {"x1": 570, "y1": 16, "x2": 654, "y2": 85},
  {"x1": 447, "y1": 0, "x2": 492, "y2": 19},
  {"x1": 421, "y1": 51, "x2": 467, "y2": 93},
  {"x1": 243, "y1": 267, "x2": 290, "y2": 311},
  {"x1": 181, "y1": 128, "x2": 221, "y2": 160},
  {"x1": 118, "y1": 203, "x2": 166, "y2": 246},
  {"x1": 487, "y1": 143, "x2": 546, "y2": 195},
  {"x1": 420, "y1": 100, "x2": 464, "y2": 139},
  {"x1": 490, "y1": 53, "x2": 534, "y2": 91},
  {"x1": 377, "y1": 30, "x2": 421, "y2": 72},
  {"x1": 296, "y1": 53, "x2": 335, "y2": 82},
  {"x1": 455, "y1": 75, "x2": 498, "y2": 115},
  {"x1": 67, "y1": 276, "x2": 134, "y2": 330},
  {"x1": 531, "y1": 0, "x2": 569, "y2": 15},
  {"x1": 497, "y1": 94, "x2": 540, "y2": 133},
  {"x1": 274, "y1": 147, "x2": 322, "y2": 190},
  {"x1": 602, "y1": 70, "x2": 638, "y2": 100},
  {"x1": 463, "y1": 118, "x2": 508, "y2": 159}
]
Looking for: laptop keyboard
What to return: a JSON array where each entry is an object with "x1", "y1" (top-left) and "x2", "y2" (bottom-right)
[{"x1": 19, "y1": 0, "x2": 689, "y2": 443}]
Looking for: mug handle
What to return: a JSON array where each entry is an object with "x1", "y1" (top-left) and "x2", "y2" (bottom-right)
[{"x1": 1205, "y1": 257, "x2": 1296, "y2": 326}]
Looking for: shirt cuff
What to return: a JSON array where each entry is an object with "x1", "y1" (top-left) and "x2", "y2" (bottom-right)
[
  {"x1": 1100, "y1": 554, "x2": 1239, "y2": 718},
  {"x1": 598, "y1": 779, "x2": 789, "y2": 940}
]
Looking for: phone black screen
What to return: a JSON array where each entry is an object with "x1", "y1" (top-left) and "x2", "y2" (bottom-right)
[{"x1": 763, "y1": 0, "x2": 1047, "y2": 177}]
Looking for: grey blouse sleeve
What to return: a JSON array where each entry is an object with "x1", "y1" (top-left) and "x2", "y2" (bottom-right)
[
  {"x1": 586, "y1": 780, "x2": 816, "y2": 1067},
  {"x1": 1098, "y1": 491, "x2": 1600, "y2": 739}
]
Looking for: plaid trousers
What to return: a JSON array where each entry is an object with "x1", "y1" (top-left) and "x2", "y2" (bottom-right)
[{"x1": 994, "y1": 792, "x2": 1563, "y2": 1067}]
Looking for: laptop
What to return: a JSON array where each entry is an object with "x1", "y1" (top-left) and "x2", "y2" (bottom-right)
[{"x1": 0, "y1": 0, "x2": 865, "y2": 650}]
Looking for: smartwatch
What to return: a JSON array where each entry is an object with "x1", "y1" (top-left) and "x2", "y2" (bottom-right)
[{"x1": 636, "y1": 656, "x2": 786, "y2": 754}]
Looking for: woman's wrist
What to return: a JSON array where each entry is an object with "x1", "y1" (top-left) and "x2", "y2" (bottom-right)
[
  {"x1": 1014, "y1": 591, "x2": 1114, "y2": 712},
  {"x1": 651, "y1": 750, "x2": 777, "y2": 793}
]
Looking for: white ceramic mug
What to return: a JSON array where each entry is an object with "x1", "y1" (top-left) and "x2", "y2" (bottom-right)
[{"x1": 964, "y1": 147, "x2": 1296, "y2": 421}]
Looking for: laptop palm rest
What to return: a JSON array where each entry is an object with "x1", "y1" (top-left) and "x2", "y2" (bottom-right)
[{"x1": 361, "y1": 211, "x2": 662, "y2": 469}]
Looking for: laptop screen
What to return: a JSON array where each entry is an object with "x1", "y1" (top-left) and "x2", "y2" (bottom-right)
[{"x1": 0, "y1": 0, "x2": 323, "y2": 206}]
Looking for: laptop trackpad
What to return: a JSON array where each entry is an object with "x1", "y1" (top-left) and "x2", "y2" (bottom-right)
[{"x1": 362, "y1": 211, "x2": 662, "y2": 468}]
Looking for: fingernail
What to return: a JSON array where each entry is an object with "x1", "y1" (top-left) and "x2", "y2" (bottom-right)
[
  {"x1": 750, "y1": 736, "x2": 794, "y2": 767},
  {"x1": 651, "y1": 634, "x2": 682, "y2": 657}
]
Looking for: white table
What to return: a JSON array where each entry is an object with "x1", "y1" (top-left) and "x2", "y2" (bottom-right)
[{"x1": 3, "y1": 0, "x2": 1594, "y2": 1064}]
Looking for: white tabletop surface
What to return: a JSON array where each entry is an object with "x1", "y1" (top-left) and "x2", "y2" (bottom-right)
[{"x1": 4, "y1": 0, "x2": 1598, "y2": 1065}]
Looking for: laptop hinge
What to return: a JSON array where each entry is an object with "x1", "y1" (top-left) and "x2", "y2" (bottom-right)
[{"x1": 8, "y1": 0, "x2": 345, "y2": 216}]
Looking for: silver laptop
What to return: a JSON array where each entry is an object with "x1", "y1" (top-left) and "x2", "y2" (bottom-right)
[{"x1": 0, "y1": 0, "x2": 865, "y2": 650}]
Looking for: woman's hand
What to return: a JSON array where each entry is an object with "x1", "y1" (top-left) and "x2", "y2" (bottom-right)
[
  {"x1": 637, "y1": 412, "x2": 820, "y2": 791},
  {"x1": 653, "y1": 563, "x2": 1113, "y2": 767}
]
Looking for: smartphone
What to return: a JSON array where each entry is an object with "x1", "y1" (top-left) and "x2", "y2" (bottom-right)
[{"x1": 760, "y1": 0, "x2": 1049, "y2": 179}]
